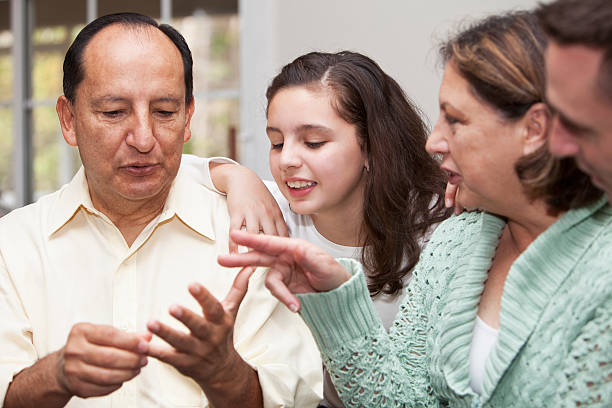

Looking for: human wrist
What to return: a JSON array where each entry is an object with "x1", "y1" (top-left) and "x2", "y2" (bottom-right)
[
  {"x1": 52, "y1": 349, "x2": 74, "y2": 399},
  {"x1": 197, "y1": 350, "x2": 258, "y2": 403}
]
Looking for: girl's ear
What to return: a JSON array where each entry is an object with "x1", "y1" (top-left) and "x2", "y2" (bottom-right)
[{"x1": 522, "y1": 102, "x2": 551, "y2": 156}]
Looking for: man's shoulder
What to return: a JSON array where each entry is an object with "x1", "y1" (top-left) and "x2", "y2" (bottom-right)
[{"x1": 0, "y1": 188, "x2": 65, "y2": 233}]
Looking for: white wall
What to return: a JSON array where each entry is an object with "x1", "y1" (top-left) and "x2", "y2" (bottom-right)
[{"x1": 239, "y1": 0, "x2": 539, "y2": 178}]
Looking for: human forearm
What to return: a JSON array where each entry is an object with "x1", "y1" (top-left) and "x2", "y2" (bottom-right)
[
  {"x1": 4, "y1": 351, "x2": 71, "y2": 408},
  {"x1": 199, "y1": 355, "x2": 263, "y2": 408},
  {"x1": 297, "y1": 261, "x2": 435, "y2": 408}
]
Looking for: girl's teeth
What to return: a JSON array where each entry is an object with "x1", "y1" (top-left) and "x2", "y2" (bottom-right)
[{"x1": 287, "y1": 180, "x2": 316, "y2": 188}]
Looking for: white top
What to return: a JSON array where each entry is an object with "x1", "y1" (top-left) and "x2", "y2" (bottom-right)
[
  {"x1": 469, "y1": 315, "x2": 499, "y2": 395},
  {"x1": 0, "y1": 167, "x2": 323, "y2": 407},
  {"x1": 181, "y1": 155, "x2": 407, "y2": 330}
]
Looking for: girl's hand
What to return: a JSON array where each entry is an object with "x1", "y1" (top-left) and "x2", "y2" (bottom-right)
[{"x1": 210, "y1": 163, "x2": 289, "y2": 252}]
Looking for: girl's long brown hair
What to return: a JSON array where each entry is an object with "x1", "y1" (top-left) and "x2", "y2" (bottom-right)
[{"x1": 266, "y1": 51, "x2": 449, "y2": 296}]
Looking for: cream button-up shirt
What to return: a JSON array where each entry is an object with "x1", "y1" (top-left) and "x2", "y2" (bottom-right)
[{"x1": 0, "y1": 167, "x2": 322, "y2": 407}]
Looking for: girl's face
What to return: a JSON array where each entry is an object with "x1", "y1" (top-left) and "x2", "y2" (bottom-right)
[
  {"x1": 266, "y1": 86, "x2": 368, "y2": 218},
  {"x1": 426, "y1": 63, "x2": 526, "y2": 213}
]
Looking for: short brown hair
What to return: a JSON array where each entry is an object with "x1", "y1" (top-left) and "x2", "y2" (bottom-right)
[
  {"x1": 441, "y1": 11, "x2": 602, "y2": 213},
  {"x1": 537, "y1": 0, "x2": 612, "y2": 101}
]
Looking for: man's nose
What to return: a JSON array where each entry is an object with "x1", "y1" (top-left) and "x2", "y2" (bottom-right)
[
  {"x1": 548, "y1": 117, "x2": 580, "y2": 157},
  {"x1": 126, "y1": 111, "x2": 155, "y2": 153}
]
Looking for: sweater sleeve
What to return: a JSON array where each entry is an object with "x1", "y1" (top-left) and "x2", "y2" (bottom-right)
[
  {"x1": 554, "y1": 297, "x2": 612, "y2": 407},
  {"x1": 297, "y1": 258, "x2": 439, "y2": 408}
]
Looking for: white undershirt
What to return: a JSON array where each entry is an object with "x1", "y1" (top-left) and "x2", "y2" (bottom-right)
[{"x1": 469, "y1": 315, "x2": 499, "y2": 395}]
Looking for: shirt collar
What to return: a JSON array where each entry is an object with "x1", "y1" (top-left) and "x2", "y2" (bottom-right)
[
  {"x1": 47, "y1": 167, "x2": 217, "y2": 242},
  {"x1": 47, "y1": 167, "x2": 98, "y2": 237},
  {"x1": 160, "y1": 168, "x2": 217, "y2": 241}
]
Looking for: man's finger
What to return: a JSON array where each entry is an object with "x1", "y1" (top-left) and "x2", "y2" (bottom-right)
[
  {"x1": 146, "y1": 343, "x2": 193, "y2": 369},
  {"x1": 147, "y1": 320, "x2": 200, "y2": 353},
  {"x1": 81, "y1": 344, "x2": 148, "y2": 369},
  {"x1": 188, "y1": 283, "x2": 226, "y2": 323},
  {"x1": 222, "y1": 266, "x2": 255, "y2": 317},
  {"x1": 168, "y1": 304, "x2": 210, "y2": 340},
  {"x1": 80, "y1": 324, "x2": 148, "y2": 353},
  {"x1": 74, "y1": 363, "x2": 142, "y2": 386}
]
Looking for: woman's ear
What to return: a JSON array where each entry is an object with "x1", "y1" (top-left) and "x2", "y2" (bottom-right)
[{"x1": 522, "y1": 102, "x2": 550, "y2": 156}]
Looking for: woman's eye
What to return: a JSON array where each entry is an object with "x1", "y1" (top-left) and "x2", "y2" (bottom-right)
[
  {"x1": 444, "y1": 114, "x2": 459, "y2": 125},
  {"x1": 305, "y1": 141, "x2": 325, "y2": 148},
  {"x1": 270, "y1": 142, "x2": 284, "y2": 150}
]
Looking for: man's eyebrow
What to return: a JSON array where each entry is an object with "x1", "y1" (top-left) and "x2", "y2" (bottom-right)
[
  {"x1": 153, "y1": 97, "x2": 182, "y2": 104},
  {"x1": 91, "y1": 96, "x2": 128, "y2": 106},
  {"x1": 549, "y1": 101, "x2": 594, "y2": 135}
]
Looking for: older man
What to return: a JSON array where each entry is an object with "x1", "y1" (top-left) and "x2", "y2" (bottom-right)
[
  {"x1": 537, "y1": 0, "x2": 612, "y2": 202},
  {"x1": 0, "y1": 13, "x2": 321, "y2": 408}
]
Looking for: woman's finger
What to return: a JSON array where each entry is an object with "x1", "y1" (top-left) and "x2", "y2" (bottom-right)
[{"x1": 265, "y1": 272, "x2": 301, "y2": 312}]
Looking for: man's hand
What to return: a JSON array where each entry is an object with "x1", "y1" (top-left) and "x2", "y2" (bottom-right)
[
  {"x1": 146, "y1": 266, "x2": 263, "y2": 407},
  {"x1": 4, "y1": 323, "x2": 150, "y2": 408},
  {"x1": 218, "y1": 230, "x2": 352, "y2": 312},
  {"x1": 56, "y1": 323, "x2": 151, "y2": 398}
]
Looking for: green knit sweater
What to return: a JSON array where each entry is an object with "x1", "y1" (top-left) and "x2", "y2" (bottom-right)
[{"x1": 298, "y1": 198, "x2": 612, "y2": 407}]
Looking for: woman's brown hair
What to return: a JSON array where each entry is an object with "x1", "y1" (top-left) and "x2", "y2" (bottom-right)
[
  {"x1": 440, "y1": 11, "x2": 603, "y2": 213},
  {"x1": 266, "y1": 51, "x2": 449, "y2": 296}
]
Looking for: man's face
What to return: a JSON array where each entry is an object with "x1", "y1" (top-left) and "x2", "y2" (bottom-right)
[
  {"x1": 57, "y1": 24, "x2": 193, "y2": 208},
  {"x1": 546, "y1": 42, "x2": 612, "y2": 202}
]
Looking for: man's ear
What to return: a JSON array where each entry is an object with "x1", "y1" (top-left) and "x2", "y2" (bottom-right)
[
  {"x1": 522, "y1": 102, "x2": 550, "y2": 156},
  {"x1": 56, "y1": 96, "x2": 78, "y2": 146},
  {"x1": 183, "y1": 98, "x2": 195, "y2": 144}
]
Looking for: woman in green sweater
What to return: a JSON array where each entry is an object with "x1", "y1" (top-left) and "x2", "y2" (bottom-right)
[{"x1": 219, "y1": 11, "x2": 612, "y2": 407}]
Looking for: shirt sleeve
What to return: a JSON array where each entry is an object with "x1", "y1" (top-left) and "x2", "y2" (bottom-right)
[
  {"x1": 234, "y1": 268, "x2": 323, "y2": 408},
  {"x1": 180, "y1": 154, "x2": 238, "y2": 195},
  {"x1": 297, "y1": 258, "x2": 437, "y2": 408},
  {"x1": 553, "y1": 297, "x2": 612, "y2": 407},
  {"x1": 0, "y1": 250, "x2": 38, "y2": 406}
]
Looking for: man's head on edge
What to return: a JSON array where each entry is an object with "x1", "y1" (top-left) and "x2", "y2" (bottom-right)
[
  {"x1": 56, "y1": 13, "x2": 195, "y2": 213},
  {"x1": 537, "y1": 0, "x2": 612, "y2": 202}
]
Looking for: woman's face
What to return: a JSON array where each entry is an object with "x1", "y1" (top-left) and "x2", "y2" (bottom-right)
[
  {"x1": 426, "y1": 63, "x2": 526, "y2": 212},
  {"x1": 266, "y1": 86, "x2": 367, "y2": 217}
]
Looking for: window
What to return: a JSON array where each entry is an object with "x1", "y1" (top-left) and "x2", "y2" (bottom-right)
[{"x1": 4, "y1": 0, "x2": 239, "y2": 210}]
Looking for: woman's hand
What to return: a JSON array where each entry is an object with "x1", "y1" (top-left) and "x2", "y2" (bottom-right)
[
  {"x1": 445, "y1": 182, "x2": 465, "y2": 215},
  {"x1": 210, "y1": 163, "x2": 289, "y2": 252},
  {"x1": 218, "y1": 230, "x2": 351, "y2": 312}
]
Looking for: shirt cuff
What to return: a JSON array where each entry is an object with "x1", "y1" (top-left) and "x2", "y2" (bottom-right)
[
  {"x1": 256, "y1": 363, "x2": 322, "y2": 408},
  {"x1": 297, "y1": 258, "x2": 382, "y2": 352},
  {"x1": 0, "y1": 363, "x2": 30, "y2": 406}
]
